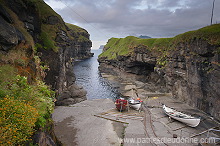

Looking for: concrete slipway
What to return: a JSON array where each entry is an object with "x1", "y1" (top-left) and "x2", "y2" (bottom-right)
[{"x1": 52, "y1": 96, "x2": 220, "y2": 146}]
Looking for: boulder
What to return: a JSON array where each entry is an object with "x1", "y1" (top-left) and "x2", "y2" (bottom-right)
[
  {"x1": 68, "y1": 84, "x2": 87, "y2": 98},
  {"x1": 55, "y1": 84, "x2": 87, "y2": 106},
  {"x1": 55, "y1": 97, "x2": 86, "y2": 106}
]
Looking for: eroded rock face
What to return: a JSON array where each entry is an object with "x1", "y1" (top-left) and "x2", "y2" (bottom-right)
[
  {"x1": 0, "y1": 17, "x2": 18, "y2": 51},
  {"x1": 165, "y1": 39, "x2": 220, "y2": 119},
  {"x1": 0, "y1": 4, "x2": 25, "y2": 51}
]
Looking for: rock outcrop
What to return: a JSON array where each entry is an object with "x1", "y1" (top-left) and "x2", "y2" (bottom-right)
[
  {"x1": 98, "y1": 25, "x2": 220, "y2": 120},
  {"x1": 0, "y1": 4, "x2": 24, "y2": 51}
]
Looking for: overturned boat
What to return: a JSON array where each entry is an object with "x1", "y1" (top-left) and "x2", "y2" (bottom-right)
[{"x1": 162, "y1": 104, "x2": 200, "y2": 127}]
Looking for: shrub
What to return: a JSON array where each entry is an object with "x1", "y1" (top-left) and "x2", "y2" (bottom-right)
[
  {"x1": 0, "y1": 96, "x2": 39, "y2": 145},
  {"x1": 0, "y1": 65, "x2": 55, "y2": 144}
]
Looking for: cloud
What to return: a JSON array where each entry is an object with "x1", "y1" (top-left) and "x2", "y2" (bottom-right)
[{"x1": 45, "y1": 0, "x2": 220, "y2": 41}]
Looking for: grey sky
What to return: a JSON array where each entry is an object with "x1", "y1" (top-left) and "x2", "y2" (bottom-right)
[{"x1": 45, "y1": 0, "x2": 220, "y2": 49}]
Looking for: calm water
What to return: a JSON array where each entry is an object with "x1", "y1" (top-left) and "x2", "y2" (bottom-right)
[{"x1": 73, "y1": 49, "x2": 120, "y2": 100}]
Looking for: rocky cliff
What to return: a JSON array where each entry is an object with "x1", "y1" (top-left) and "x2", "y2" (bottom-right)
[
  {"x1": 0, "y1": 0, "x2": 93, "y2": 105},
  {"x1": 0, "y1": 0, "x2": 92, "y2": 145},
  {"x1": 98, "y1": 24, "x2": 220, "y2": 120}
]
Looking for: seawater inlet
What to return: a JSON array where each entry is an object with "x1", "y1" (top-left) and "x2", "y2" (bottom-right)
[{"x1": 73, "y1": 49, "x2": 120, "y2": 100}]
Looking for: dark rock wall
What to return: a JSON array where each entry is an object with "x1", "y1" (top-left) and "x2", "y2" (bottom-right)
[
  {"x1": 165, "y1": 39, "x2": 220, "y2": 119},
  {"x1": 99, "y1": 45, "x2": 167, "y2": 92},
  {"x1": 0, "y1": 3, "x2": 25, "y2": 51},
  {"x1": 99, "y1": 38, "x2": 220, "y2": 120}
]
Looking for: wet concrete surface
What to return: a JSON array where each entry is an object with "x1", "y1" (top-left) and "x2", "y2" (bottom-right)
[{"x1": 53, "y1": 99, "x2": 122, "y2": 146}]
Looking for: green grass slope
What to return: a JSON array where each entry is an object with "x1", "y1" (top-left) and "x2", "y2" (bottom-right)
[
  {"x1": 99, "y1": 24, "x2": 220, "y2": 60},
  {"x1": 99, "y1": 36, "x2": 173, "y2": 60}
]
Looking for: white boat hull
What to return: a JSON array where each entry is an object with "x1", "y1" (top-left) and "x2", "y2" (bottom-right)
[
  {"x1": 128, "y1": 99, "x2": 142, "y2": 110},
  {"x1": 130, "y1": 103, "x2": 142, "y2": 110},
  {"x1": 163, "y1": 105, "x2": 200, "y2": 127}
]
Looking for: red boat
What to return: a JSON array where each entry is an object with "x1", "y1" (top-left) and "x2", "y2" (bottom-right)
[{"x1": 115, "y1": 98, "x2": 128, "y2": 112}]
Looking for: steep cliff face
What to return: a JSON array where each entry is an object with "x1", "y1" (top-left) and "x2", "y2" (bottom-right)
[
  {"x1": 165, "y1": 37, "x2": 220, "y2": 120},
  {"x1": 0, "y1": 0, "x2": 92, "y2": 145},
  {"x1": 99, "y1": 24, "x2": 220, "y2": 120},
  {"x1": 0, "y1": 0, "x2": 93, "y2": 105}
]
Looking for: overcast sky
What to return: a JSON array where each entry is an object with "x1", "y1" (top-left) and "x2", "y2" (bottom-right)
[{"x1": 45, "y1": 0, "x2": 220, "y2": 49}]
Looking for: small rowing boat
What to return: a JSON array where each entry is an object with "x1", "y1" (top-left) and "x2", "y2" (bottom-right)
[
  {"x1": 128, "y1": 98, "x2": 142, "y2": 111},
  {"x1": 162, "y1": 104, "x2": 200, "y2": 127},
  {"x1": 115, "y1": 98, "x2": 128, "y2": 112}
]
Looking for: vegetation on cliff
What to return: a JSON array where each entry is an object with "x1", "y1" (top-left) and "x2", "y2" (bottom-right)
[
  {"x1": 66, "y1": 23, "x2": 91, "y2": 42},
  {"x1": 99, "y1": 24, "x2": 220, "y2": 63},
  {"x1": 99, "y1": 36, "x2": 173, "y2": 59},
  {"x1": 0, "y1": 40, "x2": 55, "y2": 145},
  {"x1": 0, "y1": 65, "x2": 55, "y2": 145},
  {"x1": 173, "y1": 24, "x2": 220, "y2": 46},
  {"x1": 0, "y1": 0, "x2": 91, "y2": 145},
  {"x1": 99, "y1": 36, "x2": 173, "y2": 67}
]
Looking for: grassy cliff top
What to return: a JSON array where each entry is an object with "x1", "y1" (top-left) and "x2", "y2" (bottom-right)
[
  {"x1": 99, "y1": 36, "x2": 173, "y2": 60},
  {"x1": 99, "y1": 24, "x2": 220, "y2": 60},
  {"x1": 173, "y1": 24, "x2": 220, "y2": 45},
  {"x1": 66, "y1": 23, "x2": 88, "y2": 34},
  {"x1": 65, "y1": 23, "x2": 90, "y2": 42}
]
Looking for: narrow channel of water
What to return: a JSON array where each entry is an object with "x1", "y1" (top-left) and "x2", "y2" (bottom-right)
[{"x1": 73, "y1": 49, "x2": 120, "y2": 100}]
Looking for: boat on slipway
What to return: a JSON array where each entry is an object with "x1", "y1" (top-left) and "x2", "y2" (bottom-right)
[
  {"x1": 162, "y1": 104, "x2": 201, "y2": 127},
  {"x1": 128, "y1": 98, "x2": 142, "y2": 111},
  {"x1": 115, "y1": 98, "x2": 128, "y2": 112}
]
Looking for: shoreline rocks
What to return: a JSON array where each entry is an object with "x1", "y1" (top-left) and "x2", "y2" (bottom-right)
[{"x1": 56, "y1": 84, "x2": 87, "y2": 106}]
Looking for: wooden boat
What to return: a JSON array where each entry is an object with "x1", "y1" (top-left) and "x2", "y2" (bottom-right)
[
  {"x1": 162, "y1": 104, "x2": 200, "y2": 127},
  {"x1": 115, "y1": 98, "x2": 128, "y2": 112},
  {"x1": 128, "y1": 98, "x2": 142, "y2": 110}
]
